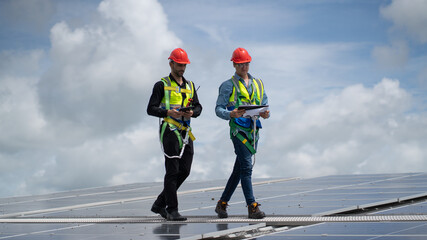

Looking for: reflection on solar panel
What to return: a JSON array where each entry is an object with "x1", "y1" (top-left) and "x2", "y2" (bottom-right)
[{"x1": 1, "y1": 173, "x2": 427, "y2": 239}]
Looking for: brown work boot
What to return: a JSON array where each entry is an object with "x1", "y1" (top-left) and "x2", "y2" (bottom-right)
[
  {"x1": 215, "y1": 200, "x2": 228, "y2": 218},
  {"x1": 248, "y1": 202, "x2": 266, "y2": 219}
]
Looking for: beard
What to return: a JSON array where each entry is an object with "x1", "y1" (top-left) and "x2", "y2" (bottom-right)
[{"x1": 174, "y1": 69, "x2": 185, "y2": 77}]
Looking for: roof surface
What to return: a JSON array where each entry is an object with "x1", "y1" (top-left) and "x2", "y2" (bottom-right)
[{"x1": 1, "y1": 172, "x2": 427, "y2": 239}]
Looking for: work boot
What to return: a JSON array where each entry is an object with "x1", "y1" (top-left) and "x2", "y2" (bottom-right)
[
  {"x1": 215, "y1": 200, "x2": 228, "y2": 218},
  {"x1": 248, "y1": 202, "x2": 266, "y2": 219},
  {"x1": 151, "y1": 202, "x2": 167, "y2": 219},
  {"x1": 166, "y1": 210, "x2": 187, "y2": 221}
]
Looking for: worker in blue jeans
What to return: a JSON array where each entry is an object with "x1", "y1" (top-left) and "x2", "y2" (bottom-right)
[{"x1": 214, "y1": 48, "x2": 269, "y2": 219}]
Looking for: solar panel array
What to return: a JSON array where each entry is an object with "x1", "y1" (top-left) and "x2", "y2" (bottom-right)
[{"x1": 1, "y1": 172, "x2": 427, "y2": 239}]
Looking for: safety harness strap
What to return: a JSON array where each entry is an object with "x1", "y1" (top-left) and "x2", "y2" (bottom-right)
[
  {"x1": 235, "y1": 132, "x2": 256, "y2": 154},
  {"x1": 229, "y1": 119, "x2": 258, "y2": 155},
  {"x1": 160, "y1": 121, "x2": 183, "y2": 149},
  {"x1": 230, "y1": 119, "x2": 254, "y2": 135},
  {"x1": 161, "y1": 77, "x2": 171, "y2": 110},
  {"x1": 163, "y1": 117, "x2": 196, "y2": 141}
]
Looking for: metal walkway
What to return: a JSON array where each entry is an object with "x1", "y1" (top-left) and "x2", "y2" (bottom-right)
[{"x1": 2, "y1": 215, "x2": 427, "y2": 224}]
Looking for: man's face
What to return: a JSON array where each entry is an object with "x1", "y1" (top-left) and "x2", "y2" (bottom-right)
[
  {"x1": 170, "y1": 61, "x2": 187, "y2": 77},
  {"x1": 234, "y1": 62, "x2": 250, "y2": 76}
]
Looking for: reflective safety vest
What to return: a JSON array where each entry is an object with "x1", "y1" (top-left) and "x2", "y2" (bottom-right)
[
  {"x1": 227, "y1": 76, "x2": 265, "y2": 154},
  {"x1": 159, "y1": 76, "x2": 195, "y2": 155},
  {"x1": 228, "y1": 76, "x2": 264, "y2": 108},
  {"x1": 227, "y1": 76, "x2": 264, "y2": 128},
  {"x1": 160, "y1": 76, "x2": 194, "y2": 123}
]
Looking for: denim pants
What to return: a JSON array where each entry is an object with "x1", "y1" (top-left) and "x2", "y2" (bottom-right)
[{"x1": 220, "y1": 135, "x2": 257, "y2": 205}]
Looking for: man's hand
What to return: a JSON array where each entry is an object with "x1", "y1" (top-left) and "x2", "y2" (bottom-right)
[
  {"x1": 167, "y1": 107, "x2": 194, "y2": 118},
  {"x1": 182, "y1": 110, "x2": 193, "y2": 118},
  {"x1": 230, "y1": 108, "x2": 246, "y2": 118},
  {"x1": 260, "y1": 110, "x2": 270, "y2": 119},
  {"x1": 167, "y1": 107, "x2": 184, "y2": 119}
]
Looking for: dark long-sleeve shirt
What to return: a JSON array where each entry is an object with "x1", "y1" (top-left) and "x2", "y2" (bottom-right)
[{"x1": 147, "y1": 74, "x2": 202, "y2": 120}]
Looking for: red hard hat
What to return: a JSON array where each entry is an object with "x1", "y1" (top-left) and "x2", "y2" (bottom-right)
[
  {"x1": 230, "y1": 47, "x2": 252, "y2": 63},
  {"x1": 168, "y1": 48, "x2": 190, "y2": 64}
]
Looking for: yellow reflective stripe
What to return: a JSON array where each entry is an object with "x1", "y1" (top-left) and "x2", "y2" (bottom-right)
[
  {"x1": 259, "y1": 79, "x2": 264, "y2": 100},
  {"x1": 242, "y1": 139, "x2": 247, "y2": 144},
  {"x1": 253, "y1": 80, "x2": 260, "y2": 105},
  {"x1": 239, "y1": 81, "x2": 250, "y2": 100},
  {"x1": 253, "y1": 79, "x2": 264, "y2": 104},
  {"x1": 164, "y1": 86, "x2": 192, "y2": 94}
]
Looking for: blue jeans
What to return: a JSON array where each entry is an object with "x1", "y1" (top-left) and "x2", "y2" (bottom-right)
[{"x1": 220, "y1": 135, "x2": 257, "y2": 205}]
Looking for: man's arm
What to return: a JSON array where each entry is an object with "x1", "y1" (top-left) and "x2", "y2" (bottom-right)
[
  {"x1": 215, "y1": 80, "x2": 236, "y2": 120},
  {"x1": 188, "y1": 82, "x2": 202, "y2": 118},
  {"x1": 260, "y1": 87, "x2": 270, "y2": 119},
  {"x1": 147, "y1": 81, "x2": 168, "y2": 118}
]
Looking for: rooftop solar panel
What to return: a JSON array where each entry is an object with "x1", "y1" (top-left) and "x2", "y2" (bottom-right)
[
  {"x1": 1, "y1": 172, "x2": 426, "y2": 239},
  {"x1": 256, "y1": 222, "x2": 427, "y2": 240}
]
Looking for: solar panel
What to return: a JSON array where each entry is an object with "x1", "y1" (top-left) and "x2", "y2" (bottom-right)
[
  {"x1": 379, "y1": 201, "x2": 427, "y2": 215},
  {"x1": 1, "y1": 172, "x2": 426, "y2": 239},
  {"x1": 257, "y1": 222, "x2": 427, "y2": 239}
]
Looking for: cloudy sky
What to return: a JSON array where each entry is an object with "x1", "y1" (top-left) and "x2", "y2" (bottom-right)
[{"x1": 0, "y1": 0, "x2": 426, "y2": 198}]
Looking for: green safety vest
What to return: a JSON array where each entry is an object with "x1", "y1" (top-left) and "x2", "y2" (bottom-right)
[
  {"x1": 159, "y1": 76, "x2": 195, "y2": 150},
  {"x1": 228, "y1": 76, "x2": 264, "y2": 108},
  {"x1": 227, "y1": 76, "x2": 265, "y2": 154},
  {"x1": 160, "y1": 77, "x2": 194, "y2": 115}
]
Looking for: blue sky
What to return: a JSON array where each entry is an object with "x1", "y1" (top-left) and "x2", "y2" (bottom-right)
[{"x1": 0, "y1": 0, "x2": 426, "y2": 197}]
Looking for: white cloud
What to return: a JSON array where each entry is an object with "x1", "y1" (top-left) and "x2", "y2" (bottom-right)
[
  {"x1": 246, "y1": 43, "x2": 367, "y2": 119},
  {"x1": 372, "y1": 41, "x2": 409, "y2": 69},
  {"x1": 380, "y1": 0, "x2": 427, "y2": 44},
  {"x1": 254, "y1": 43, "x2": 359, "y2": 80},
  {"x1": 0, "y1": 0, "x2": 183, "y2": 197},
  {"x1": 257, "y1": 78, "x2": 426, "y2": 178},
  {"x1": 24, "y1": 124, "x2": 163, "y2": 193},
  {"x1": 186, "y1": 77, "x2": 427, "y2": 184},
  {"x1": 0, "y1": 50, "x2": 48, "y2": 150},
  {"x1": 1, "y1": 0, "x2": 427, "y2": 198},
  {"x1": 38, "y1": 0, "x2": 181, "y2": 140}
]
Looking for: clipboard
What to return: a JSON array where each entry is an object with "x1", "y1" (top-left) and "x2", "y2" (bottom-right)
[{"x1": 238, "y1": 105, "x2": 269, "y2": 110}]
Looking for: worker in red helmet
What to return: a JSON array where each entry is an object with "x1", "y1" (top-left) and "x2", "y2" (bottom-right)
[
  {"x1": 214, "y1": 47, "x2": 270, "y2": 219},
  {"x1": 147, "y1": 48, "x2": 202, "y2": 221}
]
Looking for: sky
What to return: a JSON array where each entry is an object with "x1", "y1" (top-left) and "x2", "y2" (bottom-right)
[{"x1": 0, "y1": 0, "x2": 426, "y2": 198}]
